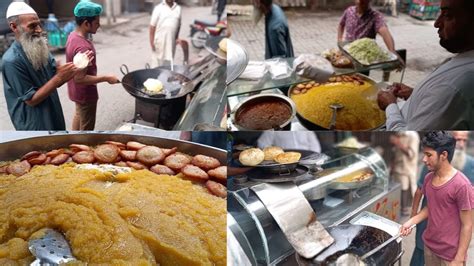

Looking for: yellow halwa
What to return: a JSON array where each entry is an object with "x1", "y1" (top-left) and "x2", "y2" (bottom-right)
[
  {"x1": 0, "y1": 164, "x2": 226, "y2": 265},
  {"x1": 291, "y1": 81, "x2": 385, "y2": 130}
]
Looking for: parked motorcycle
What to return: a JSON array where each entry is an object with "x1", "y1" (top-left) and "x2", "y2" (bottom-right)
[{"x1": 190, "y1": 20, "x2": 227, "y2": 49}]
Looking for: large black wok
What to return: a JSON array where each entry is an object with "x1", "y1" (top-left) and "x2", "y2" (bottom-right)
[
  {"x1": 120, "y1": 59, "x2": 219, "y2": 104},
  {"x1": 295, "y1": 224, "x2": 401, "y2": 266},
  {"x1": 120, "y1": 64, "x2": 193, "y2": 105}
]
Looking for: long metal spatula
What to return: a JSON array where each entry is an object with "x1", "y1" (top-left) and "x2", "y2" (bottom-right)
[
  {"x1": 336, "y1": 224, "x2": 416, "y2": 265},
  {"x1": 360, "y1": 224, "x2": 416, "y2": 260},
  {"x1": 252, "y1": 182, "x2": 334, "y2": 259},
  {"x1": 29, "y1": 228, "x2": 76, "y2": 266}
]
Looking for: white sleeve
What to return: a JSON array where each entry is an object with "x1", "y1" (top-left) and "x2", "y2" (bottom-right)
[
  {"x1": 307, "y1": 133, "x2": 321, "y2": 153},
  {"x1": 385, "y1": 103, "x2": 407, "y2": 130},
  {"x1": 150, "y1": 6, "x2": 160, "y2": 26},
  {"x1": 257, "y1": 132, "x2": 274, "y2": 149},
  {"x1": 405, "y1": 84, "x2": 463, "y2": 130}
]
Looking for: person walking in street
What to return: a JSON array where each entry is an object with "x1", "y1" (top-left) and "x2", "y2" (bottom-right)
[
  {"x1": 390, "y1": 131, "x2": 419, "y2": 216},
  {"x1": 1, "y1": 2, "x2": 79, "y2": 130},
  {"x1": 337, "y1": 0, "x2": 396, "y2": 52},
  {"x1": 149, "y1": 0, "x2": 182, "y2": 67},
  {"x1": 401, "y1": 131, "x2": 473, "y2": 266},
  {"x1": 217, "y1": 0, "x2": 226, "y2": 22},
  {"x1": 378, "y1": 0, "x2": 474, "y2": 130},
  {"x1": 66, "y1": 0, "x2": 119, "y2": 131},
  {"x1": 409, "y1": 131, "x2": 474, "y2": 266},
  {"x1": 253, "y1": 0, "x2": 294, "y2": 59}
]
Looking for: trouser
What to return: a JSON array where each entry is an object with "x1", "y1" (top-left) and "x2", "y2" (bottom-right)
[
  {"x1": 401, "y1": 189, "x2": 410, "y2": 211},
  {"x1": 410, "y1": 247, "x2": 424, "y2": 266},
  {"x1": 424, "y1": 246, "x2": 465, "y2": 266},
  {"x1": 394, "y1": 173, "x2": 417, "y2": 196},
  {"x1": 73, "y1": 101, "x2": 97, "y2": 131}
]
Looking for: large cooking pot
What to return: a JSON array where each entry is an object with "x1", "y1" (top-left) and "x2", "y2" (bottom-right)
[
  {"x1": 295, "y1": 224, "x2": 401, "y2": 266},
  {"x1": 231, "y1": 94, "x2": 296, "y2": 131},
  {"x1": 288, "y1": 74, "x2": 385, "y2": 131},
  {"x1": 0, "y1": 133, "x2": 226, "y2": 163}
]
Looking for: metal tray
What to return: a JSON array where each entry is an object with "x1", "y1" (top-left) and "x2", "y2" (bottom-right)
[
  {"x1": 0, "y1": 133, "x2": 226, "y2": 164},
  {"x1": 227, "y1": 39, "x2": 249, "y2": 85},
  {"x1": 315, "y1": 166, "x2": 375, "y2": 190},
  {"x1": 338, "y1": 41, "x2": 399, "y2": 68},
  {"x1": 248, "y1": 165, "x2": 309, "y2": 183},
  {"x1": 349, "y1": 211, "x2": 401, "y2": 237}
]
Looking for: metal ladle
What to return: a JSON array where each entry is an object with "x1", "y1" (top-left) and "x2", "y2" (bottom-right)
[
  {"x1": 329, "y1": 103, "x2": 344, "y2": 130},
  {"x1": 29, "y1": 228, "x2": 76, "y2": 266},
  {"x1": 335, "y1": 224, "x2": 416, "y2": 265}
]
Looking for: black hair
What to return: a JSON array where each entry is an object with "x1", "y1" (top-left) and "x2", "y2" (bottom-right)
[
  {"x1": 75, "y1": 16, "x2": 97, "y2": 26},
  {"x1": 261, "y1": 0, "x2": 272, "y2": 8},
  {"x1": 421, "y1": 131, "x2": 457, "y2": 162}
]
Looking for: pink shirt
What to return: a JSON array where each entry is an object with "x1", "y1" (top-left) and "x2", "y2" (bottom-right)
[
  {"x1": 422, "y1": 171, "x2": 474, "y2": 261},
  {"x1": 339, "y1": 6, "x2": 386, "y2": 41},
  {"x1": 66, "y1": 32, "x2": 98, "y2": 104}
]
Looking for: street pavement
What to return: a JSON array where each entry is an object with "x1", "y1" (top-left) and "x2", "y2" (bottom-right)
[
  {"x1": 229, "y1": 8, "x2": 451, "y2": 88},
  {"x1": 0, "y1": 6, "x2": 217, "y2": 130}
]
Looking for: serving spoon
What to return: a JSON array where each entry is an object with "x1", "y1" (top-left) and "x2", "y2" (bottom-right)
[
  {"x1": 29, "y1": 228, "x2": 76, "y2": 266},
  {"x1": 329, "y1": 103, "x2": 344, "y2": 130}
]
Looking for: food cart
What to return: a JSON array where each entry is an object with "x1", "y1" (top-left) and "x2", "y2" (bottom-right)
[{"x1": 228, "y1": 146, "x2": 403, "y2": 265}]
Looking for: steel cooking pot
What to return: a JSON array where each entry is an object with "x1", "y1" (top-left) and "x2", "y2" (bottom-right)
[{"x1": 231, "y1": 94, "x2": 296, "y2": 131}]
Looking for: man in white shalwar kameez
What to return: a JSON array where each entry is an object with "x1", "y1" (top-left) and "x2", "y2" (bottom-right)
[{"x1": 149, "y1": 0, "x2": 181, "y2": 67}]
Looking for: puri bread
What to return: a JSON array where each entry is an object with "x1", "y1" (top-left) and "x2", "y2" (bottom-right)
[
  {"x1": 73, "y1": 52, "x2": 89, "y2": 69},
  {"x1": 219, "y1": 38, "x2": 228, "y2": 53},
  {"x1": 263, "y1": 146, "x2": 284, "y2": 161},
  {"x1": 143, "y1": 78, "x2": 163, "y2": 93},
  {"x1": 274, "y1": 152, "x2": 301, "y2": 164},
  {"x1": 239, "y1": 148, "x2": 264, "y2": 166}
]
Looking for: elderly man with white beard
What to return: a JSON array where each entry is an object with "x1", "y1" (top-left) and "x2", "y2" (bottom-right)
[{"x1": 2, "y1": 2, "x2": 80, "y2": 130}]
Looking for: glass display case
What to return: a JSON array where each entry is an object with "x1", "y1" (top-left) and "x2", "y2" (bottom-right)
[
  {"x1": 227, "y1": 147, "x2": 393, "y2": 265},
  {"x1": 174, "y1": 61, "x2": 226, "y2": 130}
]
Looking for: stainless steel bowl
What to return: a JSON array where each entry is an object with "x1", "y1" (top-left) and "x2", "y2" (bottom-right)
[{"x1": 231, "y1": 94, "x2": 296, "y2": 131}]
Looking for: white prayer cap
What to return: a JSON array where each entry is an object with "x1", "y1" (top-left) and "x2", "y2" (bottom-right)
[{"x1": 6, "y1": 1, "x2": 37, "y2": 19}]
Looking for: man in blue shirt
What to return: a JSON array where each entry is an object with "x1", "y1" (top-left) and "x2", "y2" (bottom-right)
[
  {"x1": 2, "y1": 2, "x2": 78, "y2": 130},
  {"x1": 410, "y1": 131, "x2": 474, "y2": 266},
  {"x1": 253, "y1": 0, "x2": 294, "y2": 59}
]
